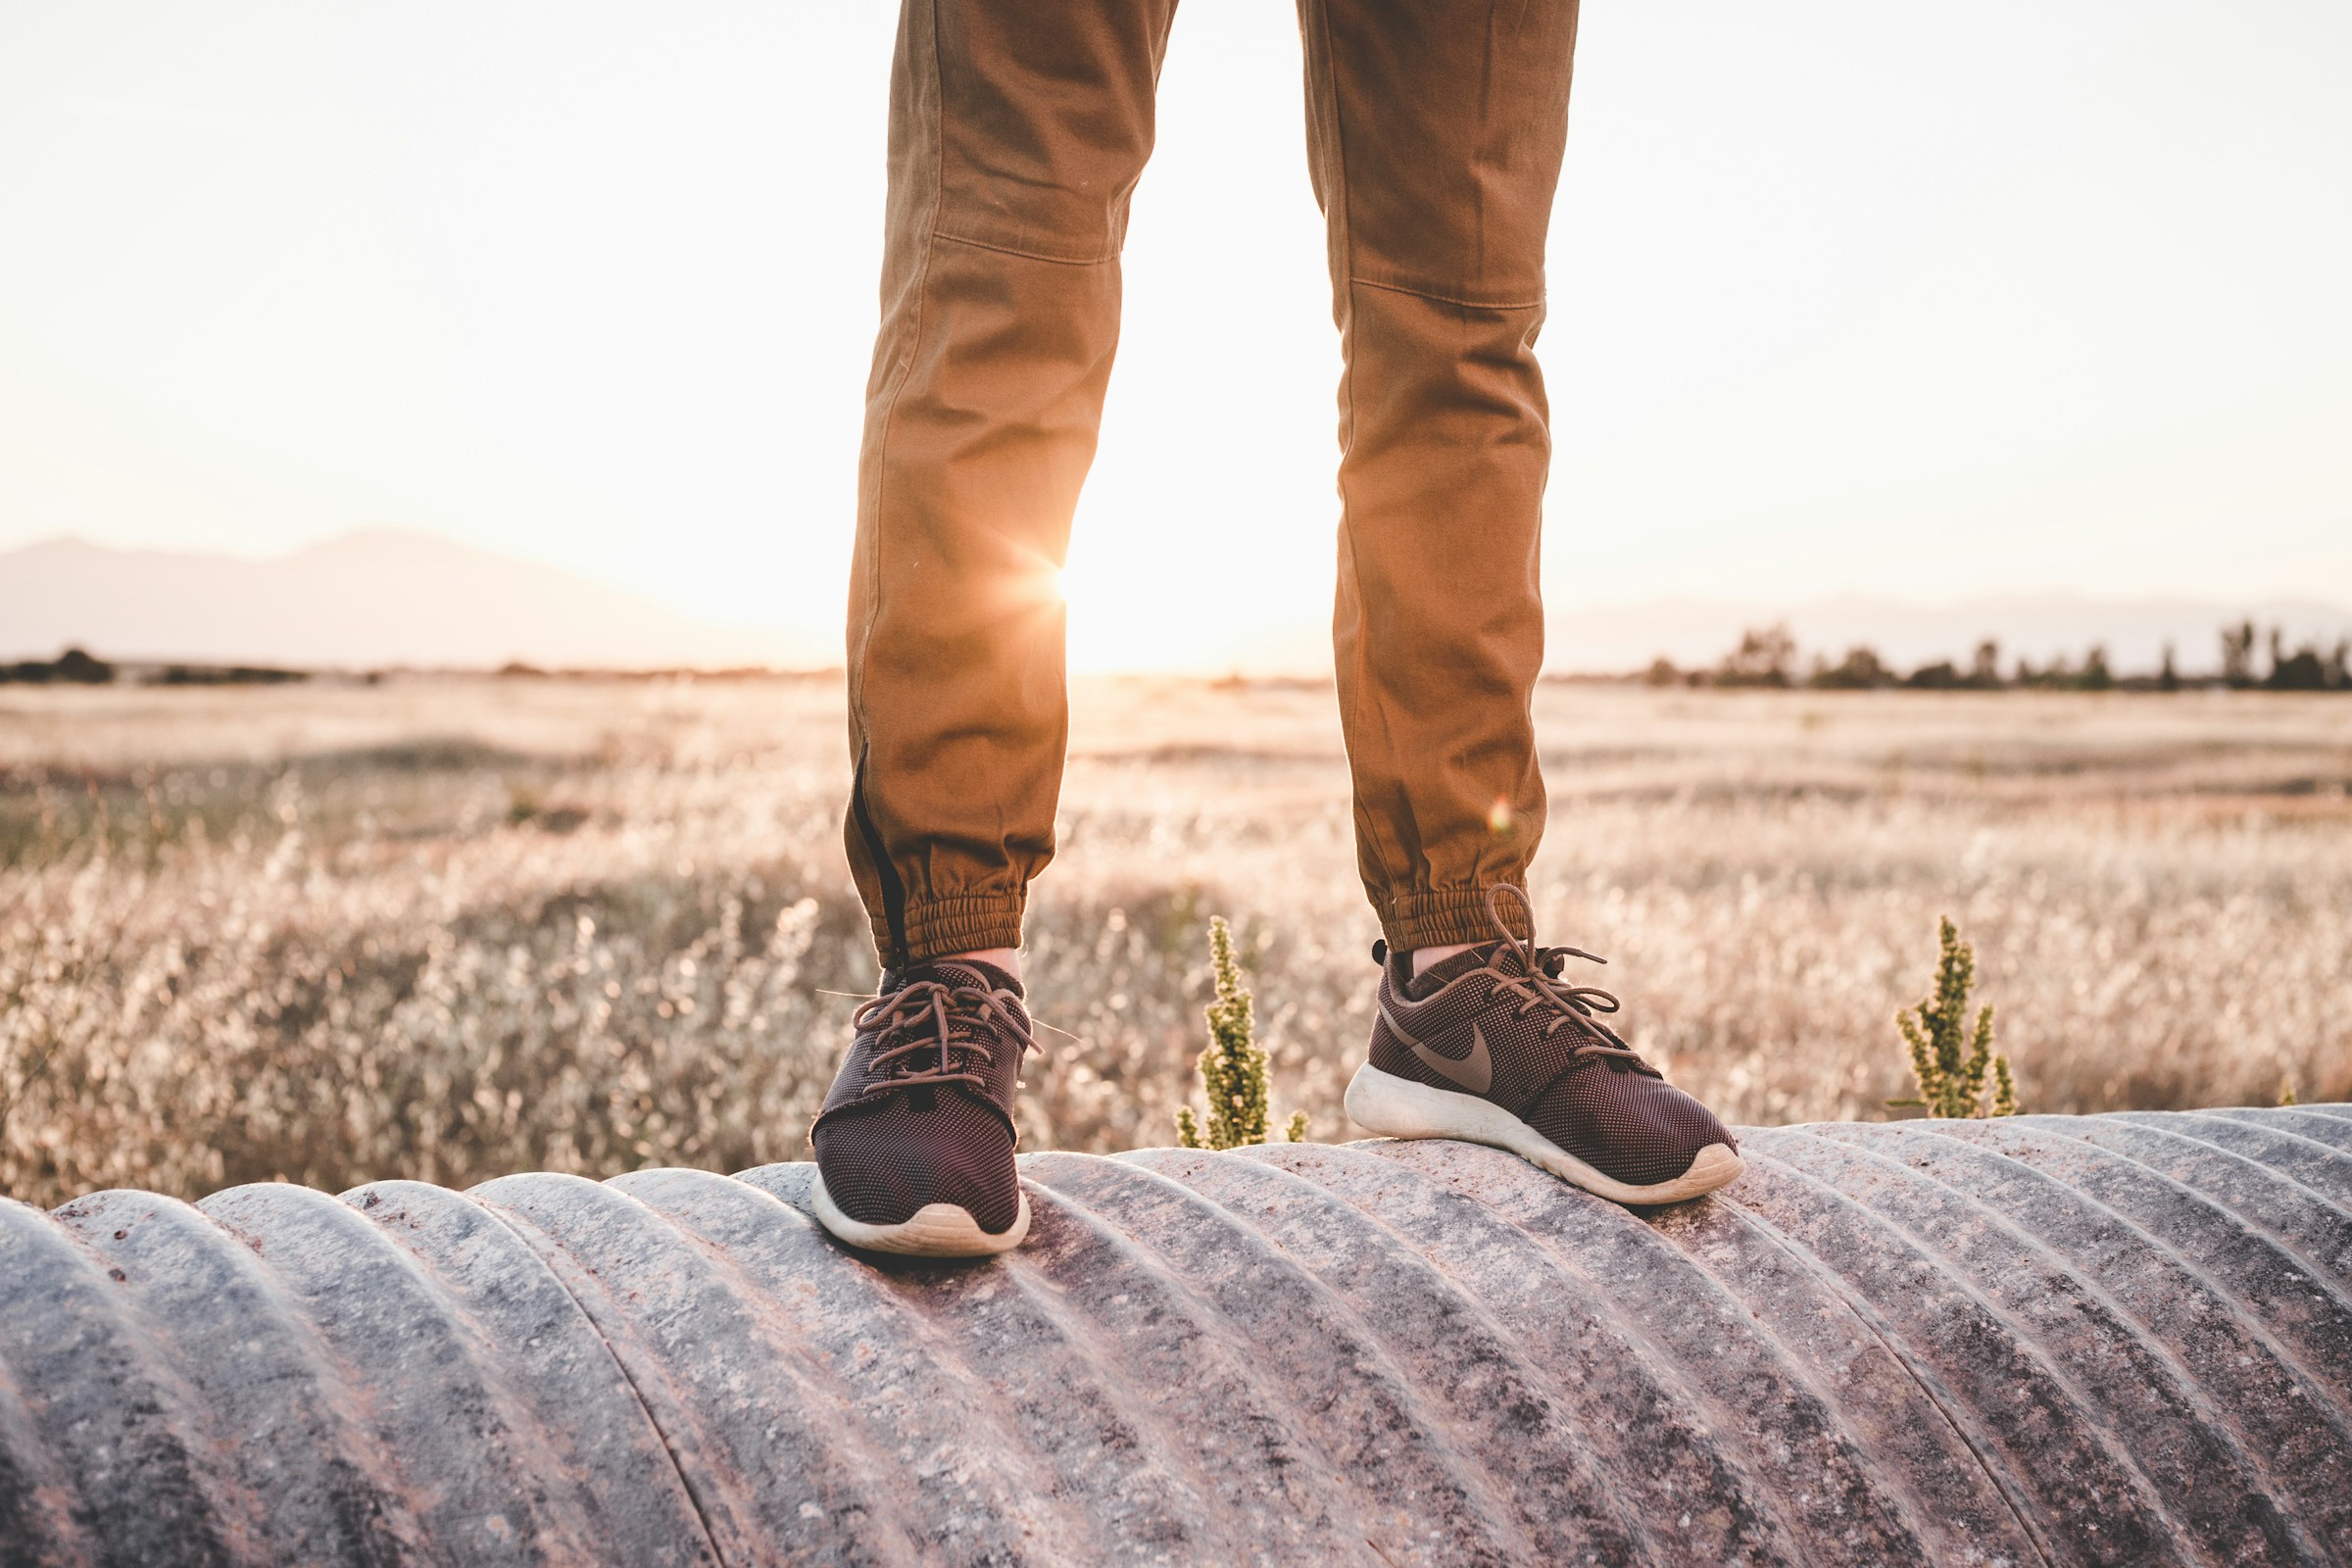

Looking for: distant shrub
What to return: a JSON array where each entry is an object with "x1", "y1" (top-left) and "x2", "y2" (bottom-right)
[
  {"x1": 1715, "y1": 624, "x2": 1795, "y2": 688},
  {"x1": 1903, "y1": 661, "x2": 1966, "y2": 691},
  {"x1": 2222, "y1": 622, "x2": 2259, "y2": 689},
  {"x1": 1968, "y1": 640, "x2": 2004, "y2": 688},
  {"x1": 2265, "y1": 630, "x2": 2345, "y2": 692},
  {"x1": 1, "y1": 648, "x2": 113, "y2": 685},
  {"x1": 1889, "y1": 916, "x2": 2019, "y2": 1118},
  {"x1": 2008, "y1": 645, "x2": 2119, "y2": 692},
  {"x1": 1809, "y1": 646, "x2": 1896, "y2": 690}
]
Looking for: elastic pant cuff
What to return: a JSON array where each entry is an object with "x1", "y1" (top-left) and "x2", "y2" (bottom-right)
[
  {"x1": 882, "y1": 893, "x2": 1027, "y2": 967},
  {"x1": 1376, "y1": 884, "x2": 1530, "y2": 953}
]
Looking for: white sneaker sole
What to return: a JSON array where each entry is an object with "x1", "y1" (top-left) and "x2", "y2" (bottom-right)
[
  {"x1": 1345, "y1": 1062, "x2": 1744, "y2": 1206},
  {"x1": 808, "y1": 1173, "x2": 1031, "y2": 1257}
]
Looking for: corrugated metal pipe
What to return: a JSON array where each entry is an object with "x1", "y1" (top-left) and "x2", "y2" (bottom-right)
[{"x1": 4, "y1": 1105, "x2": 2350, "y2": 1566}]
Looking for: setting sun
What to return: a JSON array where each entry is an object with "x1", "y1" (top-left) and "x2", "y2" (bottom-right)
[{"x1": 1058, "y1": 528, "x2": 1329, "y2": 675}]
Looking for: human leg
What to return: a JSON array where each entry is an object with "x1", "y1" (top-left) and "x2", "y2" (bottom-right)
[
  {"x1": 1297, "y1": 0, "x2": 1574, "y2": 954},
  {"x1": 1300, "y1": 2, "x2": 1740, "y2": 1201},
  {"x1": 819, "y1": 0, "x2": 1178, "y2": 1253},
  {"x1": 846, "y1": 0, "x2": 1179, "y2": 970}
]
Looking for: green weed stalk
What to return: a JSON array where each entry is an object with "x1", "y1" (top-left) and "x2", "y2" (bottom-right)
[
  {"x1": 1176, "y1": 916, "x2": 1308, "y2": 1149},
  {"x1": 1890, "y1": 916, "x2": 2020, "y2": 1118}
]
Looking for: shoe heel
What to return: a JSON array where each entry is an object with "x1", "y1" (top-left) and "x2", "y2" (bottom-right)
[
  {"x1": 1344, "y1": 1061, "x2": 1414, "y2": 1137},
  {"x1": 1345, "y1": 1061, "x2": 1504, "y2": 1142}
]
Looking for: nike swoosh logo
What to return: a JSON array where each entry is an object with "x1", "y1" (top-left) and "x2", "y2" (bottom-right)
[{"x1": 1379, "y1": 1002, "x2": 1494, "y2": 1096}]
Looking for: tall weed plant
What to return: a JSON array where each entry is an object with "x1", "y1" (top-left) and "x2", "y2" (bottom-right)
[{"x1": 1176, "y1": 916, "x2": 1307, "y2": 1150}]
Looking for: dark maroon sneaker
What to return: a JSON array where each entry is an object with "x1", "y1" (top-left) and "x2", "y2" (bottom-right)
[
  {"x1": 808, "y1": 958, "x2": 1036, "y2": 1256},
  {"x1": 1346, "y1": 888, "x2": 1742, "y2": 1205}
]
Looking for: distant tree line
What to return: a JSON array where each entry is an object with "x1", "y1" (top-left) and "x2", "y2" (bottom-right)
[
  {"x1": 1645, "y1": 621, "x2": 2352, "y2": 693},
  {"x1": 0, "y1": 648, "x2": 307, "y2": 686}
]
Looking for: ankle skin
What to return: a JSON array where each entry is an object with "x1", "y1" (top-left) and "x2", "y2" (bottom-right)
[
  {"x1": 1410, "y1": 942, "x2": 1477, "y2": 978},
  {"x1": 943, "y1": 947, "x2": 1023, "y2": 984}
]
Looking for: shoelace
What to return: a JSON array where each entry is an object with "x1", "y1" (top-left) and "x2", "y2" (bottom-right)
[
  {"x1": 1474, "y1": 886, "x2": 1653, "y2": 1069},
  {"x1": 851, "y1": 974, "x2": 1028, "y2": 1100}
]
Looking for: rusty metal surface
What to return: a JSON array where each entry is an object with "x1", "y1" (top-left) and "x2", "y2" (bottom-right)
[{"x1": 3, "y1": 1105, "x2": 2349, "y2": 1567}]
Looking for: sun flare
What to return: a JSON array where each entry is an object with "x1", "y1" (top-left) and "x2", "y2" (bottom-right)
[{"x1": 1055, "y1": 521, "x2": 1331, "y2": 676}]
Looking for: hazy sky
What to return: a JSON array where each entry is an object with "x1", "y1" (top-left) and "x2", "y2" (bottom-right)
[{"x1": 4, "y1": 0, "x2": 2348, "y2": 670}]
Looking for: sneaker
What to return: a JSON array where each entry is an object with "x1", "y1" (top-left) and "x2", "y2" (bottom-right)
[
  {"x1": 808, "y1": 958, "x2": 1036, "y2": 1256},
  {"x1": 1345, "y1": 887, "x2": 1743, "y2": 1205}
]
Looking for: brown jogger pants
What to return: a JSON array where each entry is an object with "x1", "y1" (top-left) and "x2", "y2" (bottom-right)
[{"x1": 847, "y1": 0, "x2": 1578, "y2": 966}]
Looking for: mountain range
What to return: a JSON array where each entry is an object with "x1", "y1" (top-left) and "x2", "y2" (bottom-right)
[
  {"x1": 0, "y1": 531, "x2": 824, "y2": 670},
  {"x1": 3, "y1": 529, "x2": 2346, "y2": 677}
]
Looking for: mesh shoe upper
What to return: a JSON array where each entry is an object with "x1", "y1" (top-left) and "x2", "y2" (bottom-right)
[
  {"x1": 810, "y1": 959, "x2": 1032, "y2": 1234},
  {"x1": 1369, "y1": 895, "x2": 1735, "y2": 1190}
]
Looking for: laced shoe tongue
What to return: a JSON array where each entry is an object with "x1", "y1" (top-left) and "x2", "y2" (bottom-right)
[
  {"x1": 866, "y1": 959, "x2": 1025, "y2": 1078},
  {"x1": 1488, "y1": 942, "x2": 1537, "y2": 979}
]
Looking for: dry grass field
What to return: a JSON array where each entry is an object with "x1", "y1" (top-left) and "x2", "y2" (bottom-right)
[{"x1": 4, "y1": 674, "x2": 2348, "y2": 1209}]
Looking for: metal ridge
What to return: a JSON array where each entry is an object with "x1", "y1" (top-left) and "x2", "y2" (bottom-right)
[{"x1": 2, "y1": 1105, "x2": 2347, "y2": 1566}]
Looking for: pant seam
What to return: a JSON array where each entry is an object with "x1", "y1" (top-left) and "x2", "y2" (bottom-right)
[
  {"x1": 850, "y1": 0, "x2": 951, "y2": 967},
  {"x1": 1350, "y1": 274, "x2": 1544, "y2": 312},
  {"x1": 933, "y1": 228, "x2": 1116, "y2": 268},
  {"x1": 1313, "y1": 0, "x2": 1409, "y2": 905}
]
